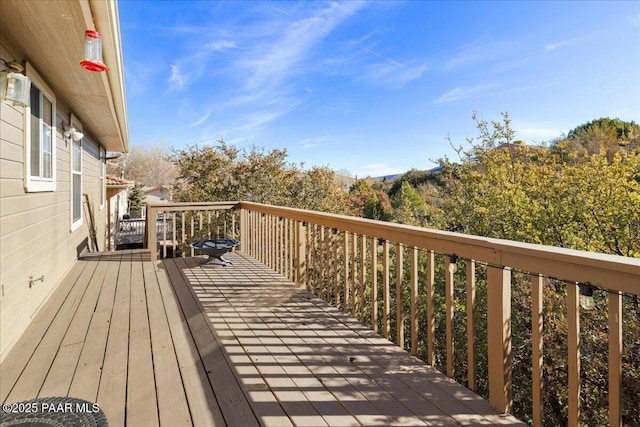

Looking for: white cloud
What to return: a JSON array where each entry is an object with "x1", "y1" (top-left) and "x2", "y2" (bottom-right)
[
  {"x1": 189, "y1": 110, "x2": 211, "y2": 128},
  {"x1": 297, "y1": 135, "x2": 337, "y2": 149},
  {"x1": 443, "y1": 39, "x2": 514, "y2": 70},
  {"x1": 544, "y1": 33, "x2": 595, "y2": 52},
  {"x1": 204, "y1": 40, "x2": 237, "y2": 52},
  {"x1": 239, "y1": 2, "x2": 366, "y2": 92},
  {"x1": 363, "y1": 61, "x2": 427, "y2": 87},
  {"x1": 631, "y1": 13, "x2": 640, "y2": 27},
  {"x1": 545, "y1": 39, "x2": 576, "y2": 52},
  {"x1": 434, "y1": 85, "x2": 494, "y2": 104},
  {"x1": 168, "y1": 64, "x2": 190, "y2": 91}
]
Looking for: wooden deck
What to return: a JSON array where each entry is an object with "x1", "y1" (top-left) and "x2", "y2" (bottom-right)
[{"x1": 0, "y1": 250, "x2": 526, "y2": 427}]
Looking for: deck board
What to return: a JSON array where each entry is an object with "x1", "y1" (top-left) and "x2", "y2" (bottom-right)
[
  {"x1": 155, "y1": 254, "x2": 225, "y2": 427},
  {"x1": 67, "y1": 251, "x2": 122, "y2": 402},
  {"x1": 126, "y1": 251, "x2": 159, "y2": 426},
  {"x1": 0, "y1": 259, "x2": 88, "y2": 402},
  {"x1": 142, "y1": 256, "x2": 193, "y2": 426},
  {"x1": 1, "y1": 250, "x2": 527, "y2": 427}
]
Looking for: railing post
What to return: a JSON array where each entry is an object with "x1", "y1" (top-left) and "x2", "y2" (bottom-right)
[
  {"x1": 486, "y1": 265, "x2": 512, "y2": 414},
  {"x1": 147, "y1": 204, "x2": 158, "y2": 261},
  {"x1": 295, "y1": 221, "x2": 306, "y2": 287}
]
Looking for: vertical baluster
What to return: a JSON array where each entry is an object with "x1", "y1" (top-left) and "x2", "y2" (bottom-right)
[
  {"x1": 307, "y1": 224, "x2": 313, "y2": 292},
  {"x1": 410, "y1": 246, "x2": 418, "y2": 356},
  {"x1": 189, "y1": 212, "x2": 195, "y2": 257},
  {"x1": 172, "y1": 211, "x2": 177, "y2": 258},
  {"x1": 283, "y1": 219, "x2": 289, "y2": 279},
  {"x1": 382, "y1": 240, "x2": 390, "y2": 339},
  {"x1": 396, "y1": 243, "x2": 404, "y2": 349},
  {"x1": 295, "y1": 221, "x2": 306, "y2": 287},
  {"x1": 280, "y1": 218, "x2": 285, "y2": 274},
  {"x1": 351, "y1": 233, "x2": 357, "y2": 318},
  {"x1": 334, "y1": 230, "x2": 340, "y2": 307},
  {"x1": 343, "y1": 232, "x2": 350, "y2": 313},
  {"x1": 360, "y1": 234, "x2": 367, "y2": 324},
  {"x1": 567, "y1": 283, "x2": 580, "y2": 427},
  {"x1": 277, "y1": 218, "x2": 282, "y2": 273},
  {"x1": 325, "y1": 227, "x2": 332, "y2": 303},
  {"x1": 161, "y1": 210, "x2": 167, "y2": 259},
  {"x1": 467, "y1": 260, "x2": 477, "y2": 390},
  {"x1": 426, "y1": 250, "x2": 435, "y2": 366},
  {"x1": 181, "y1": 212, "x2": 186, "y2": 252},
  {"x1": 608, "y1": 290, "x2": 622, "y2": 427},
  {"x1": 269, "y1": 215, "x2": 274, "y2": 269},
  {"x1": 445, "y1": 256, "x2": 455, "y2": 377},
  {"x1": 319, "y1": 226, "x2": 325, "y2": 298},
  {"x1": 310, "y1": 225, "x2": 317, "y2": 294},
  {"x1": 232, "y1": 211, "x2": 236, "y2": 244},
  {"x1": 371, "y1": 237, "x2": 378, "y2": 332},
  {"x1": 531, "y1": 274, "x2": 543, "y2": 427}
]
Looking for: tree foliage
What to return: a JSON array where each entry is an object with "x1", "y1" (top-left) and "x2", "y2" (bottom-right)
[
  {"x1": 127, "y1": 184, "x2": 146, "y2": 217},
  {"x1": 433, "y1": 113, "x2": 640, "y2": 425},
  {"x1": 119, "y1": 141, "x2": 178, "y2": 187},
  {"x1": 171, "y1": 140, "x2": 348, "y2": 214}
]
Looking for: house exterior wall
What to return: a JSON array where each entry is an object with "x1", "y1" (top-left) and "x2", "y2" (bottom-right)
[{"x1": 0, "y1": 40, "x2": 108, "y2": 361}]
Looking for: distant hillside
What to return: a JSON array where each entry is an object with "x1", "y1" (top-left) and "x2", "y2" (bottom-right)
[{"x1": 371, "y1": 173, "x2": 403, "y2": 182}]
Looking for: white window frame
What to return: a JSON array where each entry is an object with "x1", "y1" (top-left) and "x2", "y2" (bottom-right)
[
  {"x1": 24, "y1": 64, "x2": 56, "y2": 192},
  {"x1": 99, "y1": 147, "x2": 105, "y2": 209},
  {"x1": 70, "y1": 115, "x2": 83, "y2": 231}
]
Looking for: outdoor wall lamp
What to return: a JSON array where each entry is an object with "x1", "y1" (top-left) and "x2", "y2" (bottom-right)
[
  {"x1": 448, "y1": 254, "x2": 459, "y2": 273},
  {"x1": 578, "y1": 282, "x2": 596, "y2": 311},
  {"x1": 62, "y1": 122, "x2": 84, "y2": 142},
  {"x1": 81, "y1": 30, "x2": 109, "y2": 72},
  {"x1": 0, "y1": 59, "x2": 30, "y2": 107}
]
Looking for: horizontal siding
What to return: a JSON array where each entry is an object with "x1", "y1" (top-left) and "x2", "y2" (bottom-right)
[
  {"x1": 0, "y1": 158, "x2": 22, "y2": 179},
  {"x1": 0, "y1": 140, "x2": 23, "y2": 165},
  {"x1": 0, "y1": 103, "x2": 23, "y2": 134},
  {"x1": 0, "y1": 48, "x2": 109, "y2": 361},
  {"x1": 0, "y1": 178, "x2": 25, "y2": 198}
]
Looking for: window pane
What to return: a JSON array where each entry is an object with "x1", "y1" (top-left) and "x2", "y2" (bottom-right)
[
  {"x1": 73, "y1": 139, "x2": 81, "y2": 172},
  {"x1": 73, "y1": 173, "x2": 82, "y2": 222},
  {"x1": 30, "y1": 86, "x2": 40, "y2": 177},
  {"x1": 42, "y1": 124, "x2": 52, "y2": 178},
  {"x1": 43, "y1": 97, "x2": 53, "y2": 126}
]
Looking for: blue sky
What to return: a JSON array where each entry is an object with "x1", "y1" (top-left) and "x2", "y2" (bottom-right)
[{"x1": 119, "y1": 1, "x2": 640, "y2": 177}]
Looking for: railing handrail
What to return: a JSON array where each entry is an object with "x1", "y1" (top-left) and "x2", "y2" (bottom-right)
[
  {"x1": 238, "y1": 201, "x2": 640, "y2": 295},
  {"x1": 147, "y1": 201, "x2": 240, "y2": 211}
]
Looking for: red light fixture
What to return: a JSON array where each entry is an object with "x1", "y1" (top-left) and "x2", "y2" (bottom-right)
[{"x1": 81, "y1": 30, "x2": 109, "y2": 72}]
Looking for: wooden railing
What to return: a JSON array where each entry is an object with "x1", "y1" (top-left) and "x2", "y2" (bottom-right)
[
  {"x1": 145, "y1": 202, "x2": 240, "y2": 258},
  {"x1": 146, "y1": 201, "x2": 640, "y2": 426}
]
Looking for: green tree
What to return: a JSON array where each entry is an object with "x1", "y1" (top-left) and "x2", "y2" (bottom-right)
[
  {"x1": 288, "y1": 166, "x2": 350, "y2": 214},
  {"x1": 391, "y1": 181, "x2": 428, "y2": 226},
  {"x1": 127, "y1": 184, "x2": 146, "y2": 217},
  {"x1": 438, "y1": 112, "x2": 640, "y2": 425},
  {"x1": 171, "y1": 140, "x2": 348, "y2": 214},
  {"x1": 554, "y1": 117, "x2": 640, "y2": 162}
]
